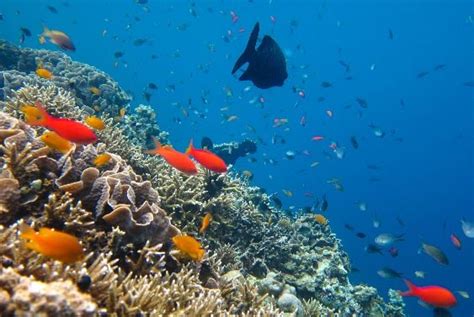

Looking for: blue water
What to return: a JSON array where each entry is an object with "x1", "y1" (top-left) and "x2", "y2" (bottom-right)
[{"x1": 1, "y1": 1, "x2": 473, "y2": 315}]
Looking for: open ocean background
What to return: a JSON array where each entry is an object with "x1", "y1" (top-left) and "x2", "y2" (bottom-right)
[{"x1": 1, "y1": 1, "x2": 472, "y2": 316}]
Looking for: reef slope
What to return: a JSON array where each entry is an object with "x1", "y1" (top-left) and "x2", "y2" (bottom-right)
[{"x1": 0, "y1": 41, "x2": 405, "y2": 316}]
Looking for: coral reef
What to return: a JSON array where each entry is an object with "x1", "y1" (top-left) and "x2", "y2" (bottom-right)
[{"x1": 0, "y1": 41, "x2": 405, "y2": 316}]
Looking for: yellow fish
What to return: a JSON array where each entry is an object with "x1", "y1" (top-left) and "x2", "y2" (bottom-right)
[
  {"x1": 314, "y1": 214, "x2": 328, "y2": 226},
  {"x1": 20, "y1": 223, "x2": 84, "y2": 263},
  {"x1": 282, "y1": 189, "x2": 293, "y2": 197},
  {"x1": 36, "y1": 68, "x2": 53, "y2": 79},
  {"x1": 39, "y1": 131, "x2": 73, "y2": 154},
  {"x1": 84, "y1": 115, "x2": 105, "y2": 130},
  {"x1": 94, "y1": 153, "x2": 111, "y2": 167},
  {"x1": 199, "y1": 213, "x2": 212, "y2": 234},
  {"x1": 172, "y1": 235, "x2": 205, "y2": 261},
  {"x1": 89, "y1": 86, "x2": 101, "y2": 96}
]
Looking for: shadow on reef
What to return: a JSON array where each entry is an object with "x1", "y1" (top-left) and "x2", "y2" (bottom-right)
[{"x1": 0, "y1": 40, "x2": 405, "y2": 316}]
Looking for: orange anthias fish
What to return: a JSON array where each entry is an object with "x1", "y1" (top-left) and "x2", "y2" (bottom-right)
[
  {"x1": 39, "y1": 131, "x2": 73, "y2": 154},
  {"x1": 40, "y1": 26, "x2": 76, "y2": 51},
  {"x1": 186, "y1": 139, "x2": 227, "y2": 173},
  {"x1": 36, "y1": 68, "x2": 53, "y2": 79},
  {"x1": 146, "y1": 137, "x2": 197, "y2": 175},
  {"x1": 199, "y1": 213, "x2": 212, "y2": 234},
  {"x1": 20, "y1": 101, "x2": 97, "y2": 144},
  {"x1": 450, "y1": 233, "x2": 461, "y2": 250},
  {"x1": 400, "y1": 279, "x2": 457, "y2": 308},
  {"x1": 84, "y1": 115, "x2": 105, "y2": 130},
  {"x1": 172, "y1": 235, "x2": 205, "y2": 261},
  {"x1": 94, "y1": 153, "x2": 112, "y2": 167},
  {"x1": 20, "y1": 223, "x2": 85, "y2": 263}
]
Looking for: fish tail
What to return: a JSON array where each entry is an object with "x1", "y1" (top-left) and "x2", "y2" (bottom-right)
[
  {"x1": 185, "y1": 139, "x2": 194, "y2": 155},
  {"x1": 19, "y1": 222, "x2": 36, "y2": 239},
  {"x1": 20, "y1": 102, "x2": 49, "y2": 126},
  {"x1": 231, "y1": 22, "x2": 259, "y2": 74},
  {"x1": 41, "y1": 25, "x2": 50, "y2": 37},
  {"x1": 400, "y1": 279, "x2": 417, "y2": 297},
  {"x1": 145, "y1": 136, "x2": 161, "y2": 155}
]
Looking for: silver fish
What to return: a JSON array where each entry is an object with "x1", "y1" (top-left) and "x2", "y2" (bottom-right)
[
  {"x1": 377, "y1": 267, "x2": 403, "y2": 279},
  {"x1": 374, "y1": 233, "x2": 404, "y2": 246},
  {"x1": 461, "y1": 218, "x2": 474, "y2": 238}
]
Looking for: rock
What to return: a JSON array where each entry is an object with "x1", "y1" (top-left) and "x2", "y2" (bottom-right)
[{"x1": 277, "y1": 293, "x2": 304, "y2": 317}]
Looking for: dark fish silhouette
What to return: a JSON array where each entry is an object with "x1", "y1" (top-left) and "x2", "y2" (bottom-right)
[{"x1": 231, "y1": 22, "x2": 287, "y2": 89}]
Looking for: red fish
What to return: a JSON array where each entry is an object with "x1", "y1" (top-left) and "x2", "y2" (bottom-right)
[
  {"x1": 21, "y1": 101, "x2": 97, "y2": 144},
  {"x1": 146, "y1": 138, "x2": 197, "y2": 175},
  {"x1": 400, "y1": 279, "x2": 457, "y2": 308},
  {"x1": 186, "y1": 139, "x2": 227, "y2": 173},
  {"x1": 450, "y1": 233, "x2": 461, "y2": 249}
]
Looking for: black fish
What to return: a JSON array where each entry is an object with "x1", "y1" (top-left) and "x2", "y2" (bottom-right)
[
  {"x1": 344, "y1": 224, "x2": 354, "y2": 231},
  {"x1": 356, "y1": 232, "x2": 366, "y2": 239},
  {"x1": 417, "y1": 71, "x2": 429, "y2": 78},
  {"x1": 231, "y1": 22, "x2": 287, "y2": 89},
  {"x1": 271, "y1": 195, "x2": 282, "y2": 209},
  {"x1": 433, "y1": 64, "x2": 446, "y2": 71},
  {"x1": 338, "y1": 60, "x2": 350, "y2": 73},
  {"x1": 133, "y1": 38, "x2": 147, "y2": 46},
  {"x1": 388, "y1": 28, "x2": 394, "y2": 40},
  {"x1": 356, "y1": 97, "x2": 368, "y2": 108},
  {"x1": 433, "y1": 308, "x2": 452, "y2": 317},
  {"x1": 148, "y1": 82, "x2": 158, "y2": 89},
  {"x1": 114, "y1": 51, "x2": 124, "y2": 58},
  {"x1": 321, "y1": 81, "x2": 332, "y2": 88},
  {"x1": 143, "y1": 91, "x2": 151, "y2": 102},
  {"x1": 201, "y1": 136, "x2": 213, "y2": 150},
  {"x1": 319, "y1": 195, "x2": 328, "y2": 212},
  {"x1": 350, "y1": 136, "x2": 359, "y2": 149},
  {"x1": 20, "y1": 27, "x2": 31, "y2": 36},
  {"x1": 463, "y1": 81, "x2": 474, "y2": 87},
  {"x1": 365, "y1": 244, "x2": 383, "y2": 255},
  {"x1": 47, "y1": 5, "x2": 58, "y2": 14}
]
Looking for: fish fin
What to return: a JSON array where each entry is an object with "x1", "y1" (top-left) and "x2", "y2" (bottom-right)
[
  {"x1": 232, "y1": 22, "x2": 259, "y2": 74},
  {"x1": 400, "y1": 279, "x2": 417, "y2": 297},
  {"x1": 185, "y1": 139, "x2": 194, "y2": 155},
  {"x1": 239, "y1": 69, "x2": 253, "y2": 81}
]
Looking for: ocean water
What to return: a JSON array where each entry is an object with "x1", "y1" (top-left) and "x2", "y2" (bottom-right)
[{"x1": 1, "y1": 0, "x2": 472, "y2": 316}]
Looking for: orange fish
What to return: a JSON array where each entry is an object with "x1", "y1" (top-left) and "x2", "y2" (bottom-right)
[
  {"x1": 85, "y1": 115, "x2": 105, "y2": 130},
  {"x1": 400, "y1": 279, "x2": 457, "y2": 308},
  {"x1": 21, "y1": 101, "x2": 97, "y2": 144},
  {"x1": 315, "y1": 214, "x2": 328, "y2": 225},
  {"x1": 450, "y1": 233, "x2": 461, "y2": 250},
  {"x1": 36, "y1": 68, "x2": 53, "y2": 79},
  {"x1": 39, "y1": 131, "x2": 73, "y2": 154},
  {"x1": 186, "y1": 139, "x2": 227, "y2": 173},
  {"x1": 20, "y1": 223, "x2": 84, "y2": 263},
  {"x1": 199, "y1": 213, "x2": 212, "y2": 234},
  {"x1": 40, "y1": 26, "x2": 76, "y2": 51},
  {"x1": 172, "y1": 235, "x2": 205, "y2": 261},
  {"x1": 94, "y1": 153, "x2": 111, "y2": 167},
  {"x1": 146, "y1": 137, "x2": 197, "y2": 175}
]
